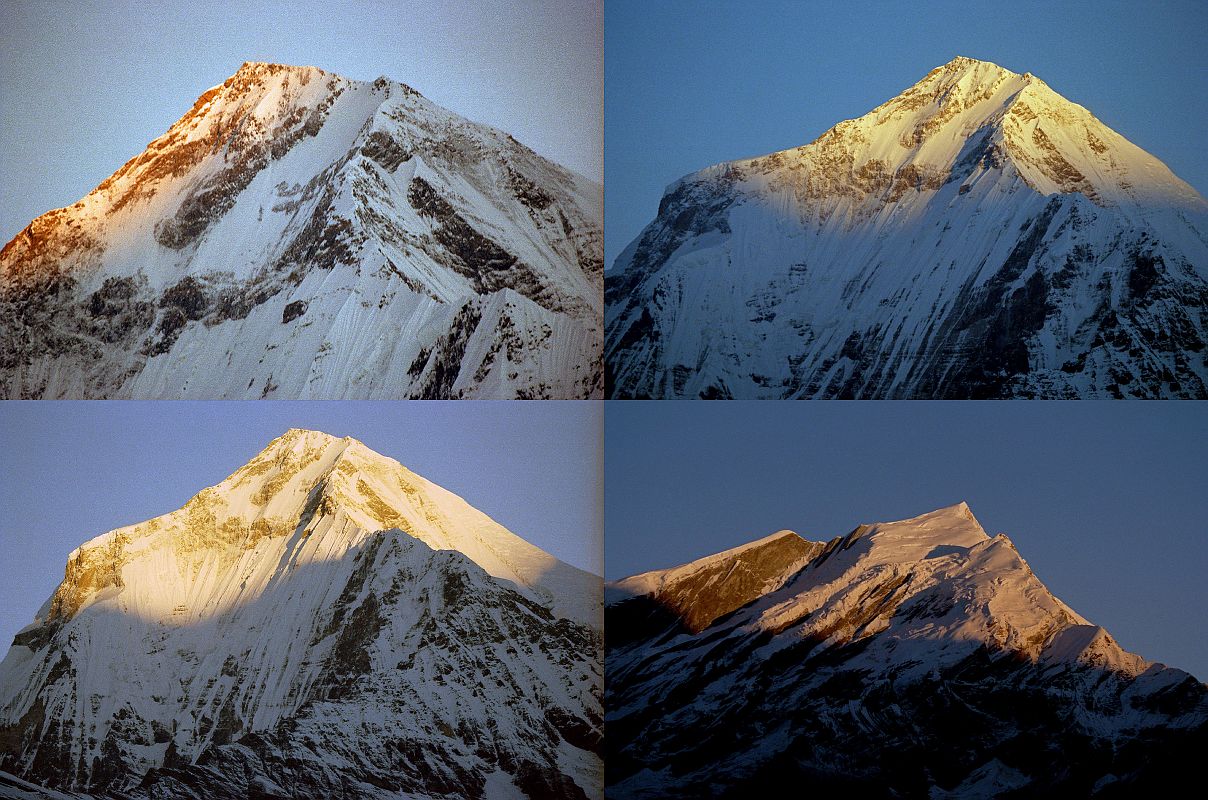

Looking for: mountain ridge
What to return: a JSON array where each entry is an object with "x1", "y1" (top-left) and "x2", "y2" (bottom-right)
[{"x1": 32, "y1": 427, "x2": 601, "y2": 630}]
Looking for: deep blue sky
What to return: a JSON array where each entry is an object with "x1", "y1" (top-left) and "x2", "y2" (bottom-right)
[
  {"x1": 0, "y1": 401, "x2": 601, "y2": 651},
  {"x1": 0, "y1": 0, "x2": 601, "y2": 243},
  {"x1": 605, "y1": 402, "x2": 1208, "y2": 681},
  {"x1": 605, "y1": 0, "x2": 1208, "y2": 268}
]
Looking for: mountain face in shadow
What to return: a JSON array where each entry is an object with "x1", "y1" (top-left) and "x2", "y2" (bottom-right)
[
  {"x1": 605, "y1": 56, "x2": 1208, "y2": 399},
  {"x1": 0, "y1": 429, "x2": 602, "y2": 799},
  {"x1": 605, "y1": 503, "x2": 1207, "y2": 798}
]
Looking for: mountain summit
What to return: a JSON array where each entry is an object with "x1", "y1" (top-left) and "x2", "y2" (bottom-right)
[
  {"x1": 2, "y1": 62, "x2": 603, "y2": 399},
  {"x1": 0, "y1": 429, "x2": 603, "y2": 798},
  {"x1": 605, "y1": 57, "x2": 1208, "y2": 398},
  {"x1": 605, "y1": 503, "x2": 1207, "y2": 797}
]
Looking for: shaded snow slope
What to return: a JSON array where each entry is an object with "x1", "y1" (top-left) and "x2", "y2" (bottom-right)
[
  {"x1": 0, "y1": 429, "x2": 602, "y2": 799},
  {"x1": 606, "y1": 56, "x2": 1208, "y2": 398},
  {"x1": 605, "y1": 502, "x2": 1208, "y2": 797},
  {"x1": 2, "y1": 62, "x2": 603, "y2": 399}
]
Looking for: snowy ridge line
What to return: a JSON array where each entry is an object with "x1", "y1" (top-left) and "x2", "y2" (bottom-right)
[{"x1": 605, "y1": 529, "x2": 804, "y2": 605}]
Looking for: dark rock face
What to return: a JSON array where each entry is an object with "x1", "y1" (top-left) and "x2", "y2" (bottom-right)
[
  {"x1": 280, "y1": 300, "x2": 306, "y2": 324},
  {"x1": 608, "y1": 533, "x2": 822, "y2": 640},
  {"x1": 407, "y1": 176, "x2": 567, "y2": 314},
  {"x1": 406, "y1": 301, "x2": 483, "y2": 398},
  {"x1": 360, "y1": 130, "x2": 411, "y2": 172}
]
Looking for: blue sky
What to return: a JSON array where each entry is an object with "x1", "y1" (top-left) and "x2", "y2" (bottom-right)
[
  {"x1": 605, "y1": 0, "x2": 1208, "y2": 268},
  {"x1": 0, "y1": 401, "x2": 602, "y2": 651},
  {"x1": 0, "y1": 0, "x2": 601, "y2": 242},
  {"x1": 605, "y1": 401, "x2": 1208, "y2": 681}
]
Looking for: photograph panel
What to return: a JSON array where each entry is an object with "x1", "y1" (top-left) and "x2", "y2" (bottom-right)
[
  {"x1": 604, "y1": 1, "x2": 1208, "y2": 398},
  {"x1": 604, "y1": 400, "x2": 1207, "y2": 796},
  {"x1": 0, "y1": 400, "x2": 603, "y2": 798},
  {"x1": 2, "y1": 1, "x2": 603, "y2": 399}
]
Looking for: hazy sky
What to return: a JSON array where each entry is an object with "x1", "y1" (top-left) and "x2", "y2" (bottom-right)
[
  {"x1": 0, "y1": 0, "x2": 602, "y2": 242},
  {"x1": 605, "y1": 401, "x2": 1208, "y2": 681},
  {"x1": 605, "y1": 0, "x2": 1208, "y2": 268},
  {"x1": 0, "y1": 401, "x2": 602, "y2": 652}
]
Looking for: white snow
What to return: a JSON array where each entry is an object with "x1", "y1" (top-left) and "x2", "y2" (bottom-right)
[{"x1": 609, "y1": 501, "x2": 1160, "y2": 714}]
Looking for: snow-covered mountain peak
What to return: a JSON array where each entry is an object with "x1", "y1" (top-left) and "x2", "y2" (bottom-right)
[
  {"x1": 261, "y1": 426, "x2": 351, "y2": 453},
  {"x1": 222, "y1": 60, "x2": 328, "y2": 89},
  {"x1": 606, "y1": 505, "x2": 1205, "y2": 796},
  {"x1": 609, "y1": 503, "x2": 1151, "y2": 674},
  {"x1": 233, "y1": 60, "x2": 320, "y2": 76},
  {"x1": 860, "y1": 56, "x2": 1202, "y2": 211},
  {"x1": 858, "y1": 501, "x2": 988, "y2": 554},
  {"x1": 3, "y1": 60, "x2": 603, "y2": 399},
  {"x1": 32, "y1": 430, "x2": 600, "y2": 632},
  {"x1": 1, "y1": 430, "x2": 603, "y2": 797},
  {"x1": 606, "y1": 57, "x2": 1207, "y2": 399},
  {"x1": 682, "y1": 55, "x2": 1206, "y2": 220},
  {"x1": 916, "y1": 54, "x2": 1025, "y2": 92}
]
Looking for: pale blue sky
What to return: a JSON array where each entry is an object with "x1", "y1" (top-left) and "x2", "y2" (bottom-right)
[
  {"x1": 0, "y1": 401, "x2": 602, "y2": 651},
  {"x1": 606, "y1": 401, "x2": 1208, "y2": 681},
  {"x1": 605, "y1": 0, "x2": 1208, "y2": 268},
  {"x1": 0, "y1": 0, "x2": 602, "y2": 242}
]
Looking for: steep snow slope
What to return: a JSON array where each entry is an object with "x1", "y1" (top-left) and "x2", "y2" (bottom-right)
[
  {"x1": 1, "y1": 62, "x2": 603, "y2": 399},
  {"x1": 606, "y1": 503, "x2": 1208, "y2": 797},
  {"x1": 0, "y1": 429, "x2": 602, "y2": 799},
  {"x1": 606, "y1": 56, "x2": 1208, "y2": 398}
]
